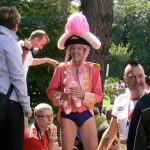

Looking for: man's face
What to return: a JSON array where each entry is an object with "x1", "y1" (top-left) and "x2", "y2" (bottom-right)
[
  {"x1": 69, "y1": 44, "x2": 85, "y2": 64},
  {"x1": 34, "y1": 36, "x2": 47, "y2": 50},
  {"x1": 36, "y1": 109, "x2": 54, "y2": 131},
  {"x1": 124, "y1": 65, "x2": 146, "y2": 98}
]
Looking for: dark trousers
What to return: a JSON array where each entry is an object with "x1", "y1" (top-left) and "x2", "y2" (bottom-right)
[{"x1": 0, "y1": 100, "x2": 24, "y2": 150}]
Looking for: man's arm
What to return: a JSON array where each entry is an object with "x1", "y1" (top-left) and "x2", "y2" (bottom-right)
[
  {"x1": 22, "y1": 49, "x2": 30, "y2": 64},
  {"x1": 97, "y1": 117, "x2": 119, "y2": 150},
  {"x1": 19, "y1": 39, "x2": 32, "y2": 64},
  {"x1": 31, "y1": 58, "x2": 59, "y2": 68}
]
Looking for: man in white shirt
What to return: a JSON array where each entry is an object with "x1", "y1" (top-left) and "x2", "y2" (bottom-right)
[
  {"x1": 19, "y1": 30, "x2": 59, "y2": 77},
  {"x1": 97, "y1": 60, "x2": 148, "y2": 150}
]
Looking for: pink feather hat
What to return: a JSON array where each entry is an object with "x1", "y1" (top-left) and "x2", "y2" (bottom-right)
[{"x1": 57, "y1": 12, "x2": 101, "y2": 50}]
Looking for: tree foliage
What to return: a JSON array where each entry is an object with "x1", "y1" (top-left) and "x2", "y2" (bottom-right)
[
  {"x1": 108, "y1": 43, "x2": 131, "y2": 78},
  {"x1": 111, "y1": 0, "x2": 150, "y2": 77}
]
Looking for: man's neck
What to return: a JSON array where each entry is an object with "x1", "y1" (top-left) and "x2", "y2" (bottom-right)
[
  {"x1": 131, "y1": 95, "x2": 140, "y2": 101},
  {"x1": 130, "y1": 91, "x2": 145, "y2": 101}
]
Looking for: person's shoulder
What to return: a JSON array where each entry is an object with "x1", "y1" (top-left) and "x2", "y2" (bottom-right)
[
  {"x1": 24, "y1": 127, "x2": 31, "y2": 139},
  {"x1": 23, "y1": 126, "x2": 41, "y2": 150},
  {"x1": 86, "y1": 62, "x2": 101, "y2": 70},
  {"x1": 18, "y1": 40, "x2": 24, "y2": 45},
  {"x1": 0, "y1": 34, "x2": 16, "y2": 48},
  {"x1": 24, "y1": 125, "x2": 37, "y2": 139},
  {"x1": 55, "y1": 62, "x2": 66, "y2": 72},
  {"x1": 116, "y1": 92, "x2": 128, "y2": 100},
  {"x1": 114, "y1": 92, "x2": 129, "y2": 105},
  {"x1": 137, "y1": 93, "x2": 150, "y2": 109},
  {"x1": 139, "y1": 93, "x2": 150, "y2": 104},
  {"x1": 56, "y1": 62, "x2": 65, "y2": 68}
]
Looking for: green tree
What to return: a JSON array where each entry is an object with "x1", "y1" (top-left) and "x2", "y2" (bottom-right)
[
  {"x1": 124, "y1": 0, "x2": 150, "y2": 74},
  {"x1": 108, "y1": 43, "x2": 131, "y2": 78},
  {"x1": 112, "y1": 0, "x2": 150, "y2": 76}
]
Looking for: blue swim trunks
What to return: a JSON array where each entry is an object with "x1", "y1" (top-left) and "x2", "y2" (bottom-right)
[{"x1": 61, "y1": 110, "x2": 92, "y2": 127}]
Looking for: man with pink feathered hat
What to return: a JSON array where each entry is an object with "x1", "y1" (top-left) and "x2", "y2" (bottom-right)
[{"x1": 47, "y1": 12, "x2": 103, "y2": 150}]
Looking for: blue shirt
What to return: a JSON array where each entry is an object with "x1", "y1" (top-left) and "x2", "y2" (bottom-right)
[{"x1": 0, "y1": 25, "x2": 31, "y2": 113}]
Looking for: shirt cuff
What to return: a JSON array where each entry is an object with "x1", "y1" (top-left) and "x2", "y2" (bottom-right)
[{"x1": 54, "y1": 91, "x2": 63, "y2": 105}]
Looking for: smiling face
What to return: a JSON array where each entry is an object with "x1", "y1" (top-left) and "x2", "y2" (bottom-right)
[
  {"x1": 124, "y1": 64, "x2": 146, "y2": 99},
  {"x1": 69, "y1": 44, "x2": 86, "y2": 66}
]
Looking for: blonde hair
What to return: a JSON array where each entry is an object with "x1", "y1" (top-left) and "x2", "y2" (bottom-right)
[
  {"x1": 34, "y1": 103, "x2": 53, "y2": 117},
  {"x1": 29, "y1": 30, "x2": 49, "y2": 42}
]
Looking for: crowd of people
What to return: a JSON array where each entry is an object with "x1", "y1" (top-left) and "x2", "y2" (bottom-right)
[{"x1": 0, "y1": 6, "x2": 150, "y2": 150}]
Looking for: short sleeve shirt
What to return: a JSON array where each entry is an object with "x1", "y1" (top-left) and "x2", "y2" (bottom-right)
[
  {"x1": 112, "y1": 92, "x2": 131, "y2": 140},
  {"x1": 18, "y1": 40, "x2": 33, "y2": 77}
]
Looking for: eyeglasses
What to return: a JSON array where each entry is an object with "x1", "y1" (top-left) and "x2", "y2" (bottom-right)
[
  {"x1": 69, "y1": 45, "x2": 84, "y2": 51},
  {"x1": 38, "y1": 115, "x2": 54, "y2": 119},
  {"x1": 127, "y1": 74, "x2": 145, "y2": 80}
]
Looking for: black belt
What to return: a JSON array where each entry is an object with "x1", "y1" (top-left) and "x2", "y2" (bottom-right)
[
  {"x1": 0, "y1": 92, "x2": 6, "y2": 97},
  {"x1": 0, "y1": 92, "x2": 20, "y2": 105},
  {"x1": 8, "y1": 99, "x2": 20, "y2": 105}
]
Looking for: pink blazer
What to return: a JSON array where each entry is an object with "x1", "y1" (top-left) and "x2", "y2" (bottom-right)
[{"x1": 47, "y1": 61, "x2": 103, "y2": 116}]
